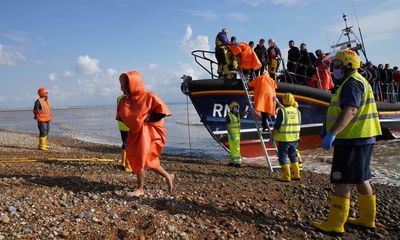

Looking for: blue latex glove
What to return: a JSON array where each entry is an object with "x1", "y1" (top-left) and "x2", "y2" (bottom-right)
[
  {"x1": 322, "y1": 132, "x2": 336, "y2": 150},
  {"x1": 273, "y1": 96, "x2": 280, "y2": 103}
]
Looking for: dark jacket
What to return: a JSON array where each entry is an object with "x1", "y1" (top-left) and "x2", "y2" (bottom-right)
[
  {"x1": 288, "y1": 46, "x2": 301, "y2": 63},
  {"x1": 254, "y1": 44, "x2": 268, "y2": 65}
]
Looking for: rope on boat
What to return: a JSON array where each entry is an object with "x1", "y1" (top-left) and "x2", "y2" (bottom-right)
[
  {"x1": 0, "y1": 157, "x2": 115, "y2": 163},
  {"x1": 186, "y1": 95, "x2": 192, "y2": 155}
]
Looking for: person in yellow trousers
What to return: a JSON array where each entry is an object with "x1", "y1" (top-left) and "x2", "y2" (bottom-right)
[
  {"x1": 226, "y1": 101, "x2": 247, "y2": 167},
  {"x1": 117, "y1": 94, "x2": 132, "y2": 173},
  {"x1": 33, "y1": 88, "x2": 52, "y2": 151},
  {"x1": 313, "y1": 49, "x2": 381, "y2": 235},
  {"x1": 272, "y1": 93, "x2": 301, "y2": 181}
]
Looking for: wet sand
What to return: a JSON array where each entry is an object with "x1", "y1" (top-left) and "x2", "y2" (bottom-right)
[{"x1": 0, "y1": 130, "x2": 399, "y2": 239}]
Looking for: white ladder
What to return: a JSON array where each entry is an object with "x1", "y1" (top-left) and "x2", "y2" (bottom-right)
[{"x1": 237, "y1": 71, "x2": 280, "y2": 172}]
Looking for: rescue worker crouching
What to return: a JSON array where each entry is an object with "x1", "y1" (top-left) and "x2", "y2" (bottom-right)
[
  {"x1": 313, "y1": 49, "x2": 381, "y2": 235},
  {"x1": 33, "y1": 88, "x2": 52, "y2": 151},
  {"x1": 226, "y1": 101, "x2": 247, "y2": 168},
  {"x1": 272, "y1": 93, "x2": 301, "y2": 181}
]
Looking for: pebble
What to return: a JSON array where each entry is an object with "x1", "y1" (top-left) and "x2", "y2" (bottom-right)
[
  {"x1": 374, "y1": 232, "x2": 385, "y2": 239},
  {"x1": 167, "y1": 225, "x2": 176, "y2": 232},
  {"x1": 23, "y1": 227, "x2": 32, "y2": 233},
  {"x1": 0, "y1": 215, "x2": 10, "y2": 224},
  {"x1": 179, "y1": 232, "x2": 189, "y2": 240},
  {"x1": 7, "y1": 206, "x2": 17, "y2": 214},
  {"x1": 61, "y1": 231, "x2": 70, "y2": 238}
]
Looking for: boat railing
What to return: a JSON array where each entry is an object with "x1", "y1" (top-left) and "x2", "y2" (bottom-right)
[
  {"x1": 191, "y1": 50, "x2": 219, "y2": 79},
  {"x1": 190, "y1": 49, "x2": 400, "y2": 103}
]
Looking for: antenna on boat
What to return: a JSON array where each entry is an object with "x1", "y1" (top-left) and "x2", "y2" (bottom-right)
[
  {"x1": 342, "y1": 13, "x2": 352, "y2": 44},
  {"x1": 352, "y1": 0, "x2": 369, "y2": 62}
]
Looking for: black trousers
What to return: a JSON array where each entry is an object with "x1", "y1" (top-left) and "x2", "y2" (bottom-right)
[
  {"x1": 120, "y1": 130, "x2": 129, "y2": 150},
  {"x1": 38, "y1": 121, "x2": 50, "y2": 137}
]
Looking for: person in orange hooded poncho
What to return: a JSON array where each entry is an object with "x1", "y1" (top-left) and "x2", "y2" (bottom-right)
[
  {"x1": 248, "y1": 71, "x2": 277, "y2": 131},
  {"x1": 230, "y1": 42, "x2": 262, "y2": 78},
  {"x1": 116, "y1": 70, "x2": 174, "y2": 197}
]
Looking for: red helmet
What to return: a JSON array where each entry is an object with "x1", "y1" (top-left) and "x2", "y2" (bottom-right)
[{"x1": 37, "y1": 87, "x2": 47, "y2": 97}]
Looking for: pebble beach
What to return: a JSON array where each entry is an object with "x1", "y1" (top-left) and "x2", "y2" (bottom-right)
[{"x1": 0, "y1": 129, "x2": 399, "y2": 239}]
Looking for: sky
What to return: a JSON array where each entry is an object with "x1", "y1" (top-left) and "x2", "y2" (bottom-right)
[{"x1": 0, "y1": 0, "x2": 399, "y2": 108}]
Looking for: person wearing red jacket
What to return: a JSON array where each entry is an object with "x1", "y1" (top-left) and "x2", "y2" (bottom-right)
[{"x1": 33, "y1": 88, "x2": 52, "y2": 151}]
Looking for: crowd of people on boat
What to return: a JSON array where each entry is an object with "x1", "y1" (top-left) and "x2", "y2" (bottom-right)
[{"x1": 215, "y1": 28, "x2": 400, "y2": 102}]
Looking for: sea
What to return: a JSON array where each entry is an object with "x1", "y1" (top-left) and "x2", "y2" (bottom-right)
[
  {"x1": 0, "y1": 103, "x2": 224, "y2": 159},
  {"x1": 0, "y1": 104, "x2": 399, "y2": 186}
]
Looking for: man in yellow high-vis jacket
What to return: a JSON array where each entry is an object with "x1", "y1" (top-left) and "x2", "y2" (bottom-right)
[
  {"x1": 273, "y1": 93, "x2": 301, "y2": 182},
  {"x1": 226, "y1": 101, "x2": 248, "y2": 168},
  {"x1": 313, "y1": 49, "x2": 381, "y2": 235}
]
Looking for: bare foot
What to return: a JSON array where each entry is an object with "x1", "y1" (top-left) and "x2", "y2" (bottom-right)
[
  {"x1": 127, "y1": 189, "x2": 145, "y2": 197},
  {"x1": 167, "y1": 173, "x2": 175, "y2": 193}
]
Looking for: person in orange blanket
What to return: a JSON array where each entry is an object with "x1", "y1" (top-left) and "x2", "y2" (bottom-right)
[
  {"x1": 230, "y1": 42, "x2": 262, "y2": 79},
  {"x1": 116, "y1": 70, "x2": 174, "y2": 197},
  {"x1": 248, "y1": 72, "x2": 277, "y2": 131}
]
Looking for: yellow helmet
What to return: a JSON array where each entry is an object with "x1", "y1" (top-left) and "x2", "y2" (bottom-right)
[
  {"x1": 333, "y1": 49, "x2": 360, "y2": 70},
  {"x1": 283, "y1": 93, "x2": 295, "y2": 107},
  {"x1": 229, "y1": 101, "x2": 239, "y2": 109}
]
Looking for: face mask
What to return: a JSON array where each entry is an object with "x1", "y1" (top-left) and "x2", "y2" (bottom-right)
[
  {"x1": 332, "y1": 69, "x2": 344, "y2": 80},
  {"x1": 232, "y1": 107, "x2": 238, "y2": 113}
]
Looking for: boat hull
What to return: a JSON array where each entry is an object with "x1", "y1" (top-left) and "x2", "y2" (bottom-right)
[{"x1": 181, "y1": 79, "x2": 400, "y2": 158}]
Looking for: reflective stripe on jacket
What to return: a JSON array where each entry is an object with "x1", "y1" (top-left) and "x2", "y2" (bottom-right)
[
  {"x1": 227, "y1": 111, "x2": 241, "y2": 135},
  {"x1": 36, "y1": 98, "x2": 52, "y2": 122},
  {"x1": 325, "y1": 71, "x2": 381, "y2": 139},
  {"x1": 273, "y1": 106, "x2": 301, "y2": 142}
]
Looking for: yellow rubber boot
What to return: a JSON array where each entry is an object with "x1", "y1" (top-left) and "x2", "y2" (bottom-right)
[
  {"x1": 296, "y1": 149, "x2": 303, "y2": 170},
  {"x1": 347, "y1": 194, "x2": 376, "y2": 228},
  {"x1": 121, "y1": 150, "x2": 132, "y2": 173},
  {"x1": 313, "y1": 195, "x2": 350, "y2": 234},
  {"x1": 38, "y1": 137, "x2": 47, "y2": 151},
  {"x1": 277, "y1": 164, "x2": 291, "y2": 182},
  {"x1": 43, "y1": 136, "x2": 50, "y2": 150},
  {"x1": 291, "y1": 162, "x2": 300, "y2": 180}
]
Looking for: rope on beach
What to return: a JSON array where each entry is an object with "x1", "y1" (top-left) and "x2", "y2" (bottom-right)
[{"x1": 0, "y1": 157, "x2": 116, "y2": 163}]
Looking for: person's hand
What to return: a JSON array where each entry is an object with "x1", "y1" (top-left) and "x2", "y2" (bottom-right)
[
  {"x1": 322, "y1": 132, "x2": 336, "y2": 150},
  {"x1": 144, "y1": 114, "x2": 150, "y2": 122}
]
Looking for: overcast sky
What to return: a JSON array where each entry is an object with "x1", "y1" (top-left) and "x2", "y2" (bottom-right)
[{"x1": 1, "y1": 0, "x2": 399, "y2": 108}]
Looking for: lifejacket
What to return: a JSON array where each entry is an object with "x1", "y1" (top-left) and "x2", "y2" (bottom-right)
[
  {"x1": 215, "y1": 32, "x2": 227, "y2": 47},
  {"x1": 117, "y1": 95, "x2": 129, "y2": 131},
  {"x1": 325, "y1": 71, "x2": 381, "y2": 139},
  {"x1": 273, "y1": 106, "x2": 301, "y2": 142},
  {"x1": 36, "y1": 98, "x2": 52, "y2": 122},
  {"x1": 227, "y1": 111, "x2": 241, "y2": 135}
]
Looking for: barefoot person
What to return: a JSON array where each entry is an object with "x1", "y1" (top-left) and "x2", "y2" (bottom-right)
[
  {"x1": 116, "y1": 70, "x2": 174, "y2": 196},
  {"x1": 33, "y1": 87, "x2": 52, "y2": 151}
]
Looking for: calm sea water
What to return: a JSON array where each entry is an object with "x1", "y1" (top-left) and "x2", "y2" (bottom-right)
[{"x1": 0, "y1": 104, "x2": 226, "y2": 159}]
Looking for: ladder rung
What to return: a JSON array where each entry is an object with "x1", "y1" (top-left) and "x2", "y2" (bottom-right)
[{"x1": 265, "y1": 148, "x2": 278, "y2": 151}]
